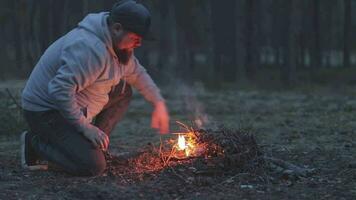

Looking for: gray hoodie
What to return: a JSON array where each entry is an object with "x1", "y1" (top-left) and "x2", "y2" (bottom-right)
[{"x1": 22, "y1": 12, "x2": 163, "y2": 132}]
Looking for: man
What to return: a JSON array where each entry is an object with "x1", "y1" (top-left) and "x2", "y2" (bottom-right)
[{"x1": 20, "y1": 0, "x2": 170, "y2": 176}]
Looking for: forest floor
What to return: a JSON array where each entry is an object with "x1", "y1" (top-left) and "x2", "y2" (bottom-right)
[{"x1": 0, "y1": 80, "x2": 355, "y2": 200}]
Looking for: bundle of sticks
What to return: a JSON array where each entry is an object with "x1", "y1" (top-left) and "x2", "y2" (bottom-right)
[{"x1": 106, "y1": 125, "x2": 264, "y2": 178}]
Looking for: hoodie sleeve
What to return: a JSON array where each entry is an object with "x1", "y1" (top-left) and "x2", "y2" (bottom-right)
[
  {"x1": 48, "y1": 41, "x2": 105, "y2": 132},
  {"x1": 123, "y1": 56, "x2": 164, "y2": 105}
]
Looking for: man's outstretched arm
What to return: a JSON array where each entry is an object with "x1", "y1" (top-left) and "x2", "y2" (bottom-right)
[{"x1": 124, "y1": 56, "x2": 170, "y2": 134}]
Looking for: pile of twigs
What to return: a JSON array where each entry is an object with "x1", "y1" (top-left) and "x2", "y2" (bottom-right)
[
  {"x1": 105, "y1": 125, "x2": 264, "y2": 181},
  {"x1": 191, "y1": 127, "x2": 264, "y2": 173},
  {"x1": 104, "y1": 121, "x2": 316, "y2": 188}
]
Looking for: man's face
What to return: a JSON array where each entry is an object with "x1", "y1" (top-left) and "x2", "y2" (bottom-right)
[
  {"x1": 116, "y1": 31, "x2": 142, "y2": 50},
  {"x1": 110, "y1": 23, "x2": 142, "y2": 51}
]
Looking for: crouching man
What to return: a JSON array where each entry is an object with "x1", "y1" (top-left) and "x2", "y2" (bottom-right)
[{"x1": 20, "y1": 0, "x2": 169, "y2": 176}]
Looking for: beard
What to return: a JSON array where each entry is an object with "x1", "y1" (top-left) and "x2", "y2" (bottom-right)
[{"x1": 116, "y1": 48, "x2": 133, "y2": 65}]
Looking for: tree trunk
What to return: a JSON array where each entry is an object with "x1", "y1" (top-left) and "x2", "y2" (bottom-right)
[
  {"x1": 235, "y1": 0, "x2": 247, "y2": 82},
  {"x1": 310, "y1": 0, "x2": 321, "y2": 73},
  {"x1": 272, "y1": 0, "x2": 284, "y2": 72},
  {"x1": 39, "y1": 0, "x2": 50, "y2": 53},
  {"x1": 244, "y1": 0, "x2": 259, "y2": 81},
  {"x1": 24, "y1": 0, "x2": 38, "y2": 75},
  {"x1": 210, "y1": 0, "x2": 237, "y2": 83},
  {"x1": 12, "y1": 1, "x2": 23, "y2": 70},
  {"x1": 157, "y1": 0, "x2": 171, "y2": 71},
  {"x1": 343, "y1": 0, "x2": 351, "y2": 68},
  {"x1": 281, "y1": 0, "x2": 301, "y2": 87}
]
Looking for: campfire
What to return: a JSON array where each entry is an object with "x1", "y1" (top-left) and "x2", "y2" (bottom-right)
[
  {"x1": 106, "y1": 121, "x2": 264, "y2": 181},
  {"x1": 166, "y1": 121, "x2": 209, "y2": 160},
  {"x1": 171, "y1": 131, "x2": 202, "y2": 159},
  {"x1": 104, "y1": 120, "x2": 315, "y2": 188}
]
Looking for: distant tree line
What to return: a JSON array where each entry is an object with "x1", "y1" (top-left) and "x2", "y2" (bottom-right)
[{"x1": 0, "y1": 0, "x2": 354, "y2": 86}]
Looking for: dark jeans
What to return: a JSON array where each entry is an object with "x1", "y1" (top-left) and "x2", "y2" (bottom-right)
[{"x1": 23, "y1": 82, "x2": 132, "y2": 176}]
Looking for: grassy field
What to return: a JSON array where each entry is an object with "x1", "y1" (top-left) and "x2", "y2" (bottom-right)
[{"x1": 0, "y1": 81, "x2": 355, "y2": 199}]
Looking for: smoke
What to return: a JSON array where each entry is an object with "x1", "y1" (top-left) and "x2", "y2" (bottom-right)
[
  {"x1": 158, "y1": 61, "x2": 213, "y2": 129},
  {"x1": 172, "y1": 80, "x2": 212, "y2": 129}
]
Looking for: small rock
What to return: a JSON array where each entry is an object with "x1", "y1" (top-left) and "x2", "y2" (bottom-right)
[
  {"x1": 225, "y1": 178, "x2": 234, "y2": 184},
  {"x1": 282, "y1": 180, "x2": 293, "y2": 187},
  {"x1": 187, "y1": 177, "x2": 194, "y2": 183},
  {"x1": 240, "y1": 184, "x2": 254, "y2": 189},
  {"x1": 188, "y1": 167, "x2": 197, "y2": 173},
  {"x1": 178, "y1": 168, "x2": 186, "y2": 172}
]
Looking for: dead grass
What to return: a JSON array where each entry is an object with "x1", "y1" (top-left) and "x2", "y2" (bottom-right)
[{"x1": 0, "y1": 84, "x2": 355, "y2": 199}]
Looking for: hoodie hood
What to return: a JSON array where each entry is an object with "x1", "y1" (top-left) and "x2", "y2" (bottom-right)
[{"x1": 78, "y1": 12, "x2": 114, "y2": 52}]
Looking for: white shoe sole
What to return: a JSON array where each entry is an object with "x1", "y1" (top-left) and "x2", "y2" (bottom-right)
[{"x1": 20, "y1": 131, "x2": 48, "y2": 171}]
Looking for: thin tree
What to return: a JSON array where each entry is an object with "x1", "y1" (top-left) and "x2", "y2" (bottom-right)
[
  {"x1": 310, "y1": 0, "x2": 321, "y2": 73},
  {"x1": 244, "y1": 0, "x2": 259, "y2": 81},
  {"x1": 210, "y1": 0, "x2": 237, "y2": 83},
  {"x1": 281, "y1": 0, "x2": 302, "y2": 86},
  {"x1": 343, "y1": 0, "x2": 352, "y2": 68}
]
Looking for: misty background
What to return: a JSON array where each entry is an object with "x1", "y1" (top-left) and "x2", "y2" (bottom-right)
[{"x1": 0, "y1": 0, "x2": 355, "y2": 88}]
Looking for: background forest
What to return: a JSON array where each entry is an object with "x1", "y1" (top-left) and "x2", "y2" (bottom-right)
[{"x1": 0, "y1": 0, "x2": 355, "y2": 88}]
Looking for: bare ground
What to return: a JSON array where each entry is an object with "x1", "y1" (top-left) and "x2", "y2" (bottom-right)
[{"x1": 0, "y1": 81, "x2": 355, "y2": 199}]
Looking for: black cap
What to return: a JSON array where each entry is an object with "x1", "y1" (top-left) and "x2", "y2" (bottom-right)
[{"x1": 110, "y1": 0, "x2": 155, "y2": 40}]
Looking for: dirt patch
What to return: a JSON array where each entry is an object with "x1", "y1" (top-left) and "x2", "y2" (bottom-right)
[{"x1": 0, "y1": 86, "x2": 355, "y2": 199}]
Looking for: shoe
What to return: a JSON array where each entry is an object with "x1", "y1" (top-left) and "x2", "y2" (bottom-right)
[{"x1": 20, "y1": 131, "x2": 48, "y2": 170}]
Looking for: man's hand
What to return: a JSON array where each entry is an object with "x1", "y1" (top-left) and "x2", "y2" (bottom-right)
[
  {"x1": 151, "y1": 101, "x2": 170, "y2": 134},
  {"x1": 82, "y1": 125, "x2": 109, "y2": 150}
]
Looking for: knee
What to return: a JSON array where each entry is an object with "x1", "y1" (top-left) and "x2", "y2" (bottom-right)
[
  {"x1": 76, "y1": 155, "x2": 107, "y2": 177},
  {"x1": 86, "y1": 158, "x2": 106, "y2": 176}
]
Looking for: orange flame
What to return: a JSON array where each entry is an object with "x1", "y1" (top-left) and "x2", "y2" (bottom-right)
[
  {"x1": 177, "y1": 135, "x2": 186, "y2": 150},
  {"x1": 173, "y1": 121, "x2": 202, "y2": 158},
  {"x1": 175, "y1": 133, "x2": 196, "y2": 157}
]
